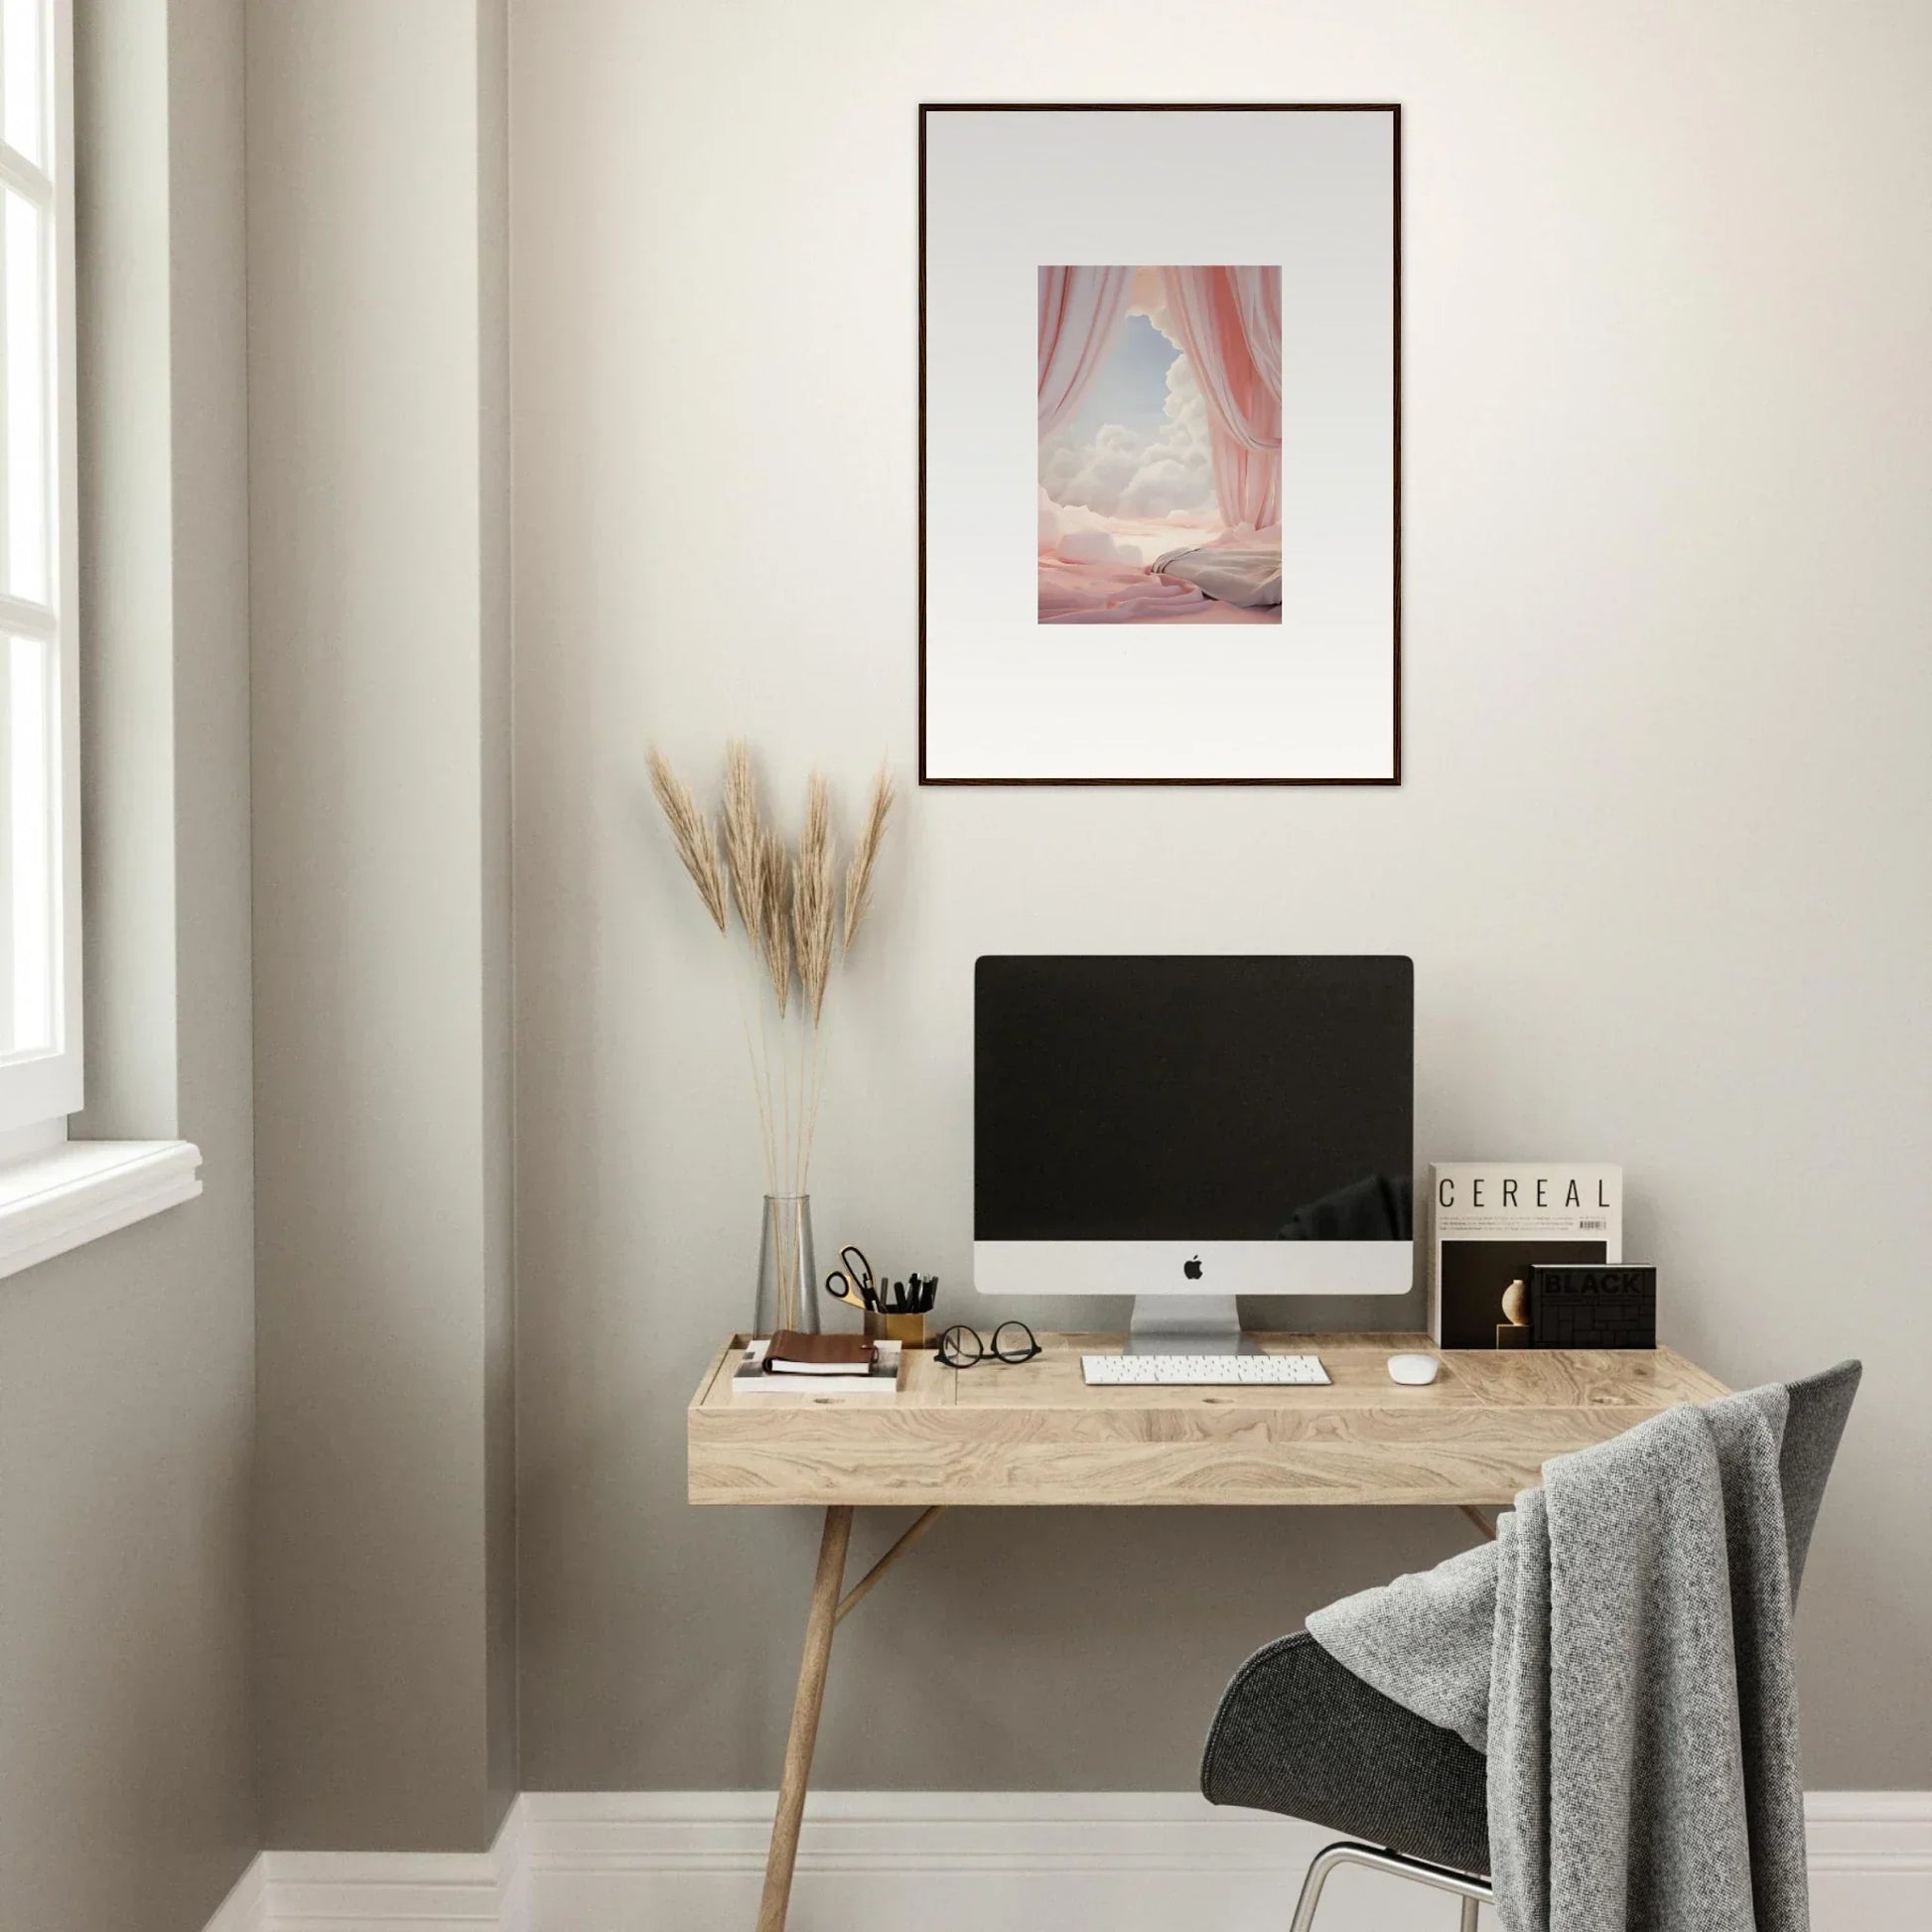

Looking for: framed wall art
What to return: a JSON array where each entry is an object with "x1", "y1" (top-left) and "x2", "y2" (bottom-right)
[{"x1": 918, "y1": 104, "x2": 1400, "y2": 785}]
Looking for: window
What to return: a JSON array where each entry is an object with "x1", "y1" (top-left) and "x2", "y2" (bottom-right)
[
  {"x1": 0, "y1": 0, "x2": 74, "y2": 1143},
  {"x1": 0, "y1": 0, "x2": 198, "y2": 1276}
]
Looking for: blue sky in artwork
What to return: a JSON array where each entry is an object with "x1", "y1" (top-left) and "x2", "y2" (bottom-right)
[{"x1": 1060, "y1": 314, "x2": 1181, "y2": 446}]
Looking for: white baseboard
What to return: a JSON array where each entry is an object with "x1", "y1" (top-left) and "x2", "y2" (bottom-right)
[
  {"x1": 205, "y1": 1804, "x2": 525, "y2": 1932},
  {"x1": 201, "y1": 1789, "x2": 1932, "y2": 1932},
  {"x1": 201, "y1": 1854, "x2": 265, "y2": 1932},
  {"x1": 1803, "y1": 1792, "x2": 1932, "y2": 1932}
]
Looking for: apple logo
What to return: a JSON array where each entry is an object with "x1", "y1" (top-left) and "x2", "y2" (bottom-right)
[{"x1": 1183, "y1": 1255, "x2": 1203, "y2": 1280}]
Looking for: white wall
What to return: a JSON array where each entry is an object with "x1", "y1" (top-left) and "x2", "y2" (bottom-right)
[{"x1": 511, "y1": 0, "x2": 1932, "y2": 1792}]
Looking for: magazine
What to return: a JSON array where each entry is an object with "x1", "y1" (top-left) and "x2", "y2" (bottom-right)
[{"x1": 1429, "y1": 1164, "x2": 1621, "y2": 1349}]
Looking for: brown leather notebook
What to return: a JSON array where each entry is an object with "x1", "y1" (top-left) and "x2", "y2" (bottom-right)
[{"x1": 764, "y1": 1330, "x2": 877, "y2": 1375}]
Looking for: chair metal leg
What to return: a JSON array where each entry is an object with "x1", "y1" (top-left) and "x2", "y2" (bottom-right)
[
  {"x1": 1287, "y1": 1843, "x2": 1351, "y2": 1932},
  {"x1": 1288, "y1": 1841, "x2": 1492, "y2": 1932}
]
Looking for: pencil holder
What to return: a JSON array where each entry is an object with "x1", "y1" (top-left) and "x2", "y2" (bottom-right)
[{"x1": 867, "y1": 1310, "x2": 927, "y2": 1348}]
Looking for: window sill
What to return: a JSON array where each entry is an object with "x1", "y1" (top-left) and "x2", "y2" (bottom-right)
[{"x1": 0, "y1": 1140, "x2": 203, "y2": 1282}]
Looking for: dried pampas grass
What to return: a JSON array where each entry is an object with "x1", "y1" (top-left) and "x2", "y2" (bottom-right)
[
  {"x1": 792, "y1": 774, "x2": 837, "y2": 1025},
  {"x1": 646, "y1": 742, "x2": 897, "y2": 1195},
  {"x1": 647, "y1": 749, "x2": 727, "y2": 934},
  {"x1": 759, "y1": 827, "x2": 793, "y2": 1018},
  {"x1": 843, "y1": 762, "x2": 895, "y2": 953},
  {"x1": 722, "y1": 740, "x2": 765, "y2": 940}
]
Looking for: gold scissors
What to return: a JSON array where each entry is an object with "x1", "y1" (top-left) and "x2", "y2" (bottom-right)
[{"x1": 824, "y1": 1245, "x2": 878, "y2": 1312}]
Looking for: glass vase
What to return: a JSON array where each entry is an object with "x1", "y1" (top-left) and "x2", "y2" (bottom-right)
[{"x1": 754, "y1": 1193, "x2": 818, "y2": 1338}]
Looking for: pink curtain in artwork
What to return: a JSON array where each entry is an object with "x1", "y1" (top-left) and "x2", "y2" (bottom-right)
[
  {"x1": 1038, "y1": 266, "x2": 1134, "y2": 441},
  {"x1": 1163, "y1": 266, "x2": 1282, "y2": 529},
  {"x1": 1232, "y1": 267, "x2": 1282, "y2": 399}
]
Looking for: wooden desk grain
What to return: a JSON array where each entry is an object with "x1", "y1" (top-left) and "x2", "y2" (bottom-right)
[{"x1": 688, "y1": 1332, "x2": 1728, "y2": 1508}]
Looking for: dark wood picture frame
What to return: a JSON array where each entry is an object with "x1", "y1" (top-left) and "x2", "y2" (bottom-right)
[{"x1": 917, "y1": 102, "x2": 1402, "y2": 787}]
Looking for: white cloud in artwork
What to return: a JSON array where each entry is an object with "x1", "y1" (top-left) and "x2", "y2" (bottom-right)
[
  {"x1": 1054, "y1": 527, "x2": 1134, "y2": 564},
  {"x1": 1041, "y1": 337, "x2": 1216, "y2": 524},
  {"x1": 1038, "y1": 490, "x2": 1137, "y2": 562}
]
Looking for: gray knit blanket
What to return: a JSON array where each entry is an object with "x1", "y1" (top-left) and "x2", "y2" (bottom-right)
[{"x1": 1308, "y1": 1387, "x2": 1808, "y2": 1932}]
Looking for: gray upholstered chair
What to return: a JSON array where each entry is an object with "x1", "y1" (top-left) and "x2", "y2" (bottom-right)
[{"x1": 1200, "y1": 1361, "x2": 1862, "y2": 1929}]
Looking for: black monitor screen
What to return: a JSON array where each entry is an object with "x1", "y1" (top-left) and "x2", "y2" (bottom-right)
[{"x1": 975, "y1": 956, "x2": 1414, "y2": 1241}]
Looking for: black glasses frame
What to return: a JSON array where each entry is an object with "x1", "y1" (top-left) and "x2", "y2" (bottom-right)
[{"x1": 935, "y1": 1320, "x2": 1040, "y2": 1368}]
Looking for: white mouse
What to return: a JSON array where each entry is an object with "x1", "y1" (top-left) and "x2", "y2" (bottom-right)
[{"x1": 1387, "y1": 1352, "x2": 1442, "y2": 1386}]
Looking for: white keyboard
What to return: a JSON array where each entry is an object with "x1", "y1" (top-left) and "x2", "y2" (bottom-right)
[{"x1": 1081, "y1": 1352, "x2": 1329, "y2": 1387}]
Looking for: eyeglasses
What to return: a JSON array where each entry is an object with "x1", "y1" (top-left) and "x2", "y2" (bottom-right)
[{"x1": 936, "y1": 1320, "x2": 1040, "y2": 1368}]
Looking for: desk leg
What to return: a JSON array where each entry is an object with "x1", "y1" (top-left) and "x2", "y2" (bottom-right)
[{"x1": 758, "y1": 1504, "x2": 853, "y2": 1932}]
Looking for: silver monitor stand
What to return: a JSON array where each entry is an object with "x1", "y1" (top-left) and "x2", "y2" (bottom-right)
[{"x1": 1125, "y1": 1294, "x2": 1257, "y2": 1355}]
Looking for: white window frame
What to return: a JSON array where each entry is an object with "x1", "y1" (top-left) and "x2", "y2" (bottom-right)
[
  {"x1": 0, "y1": 0, "x2": 199, "y2": 1278},
  {"x1": 0, "y1": 0, "x2": 78, "y2": 1141}
]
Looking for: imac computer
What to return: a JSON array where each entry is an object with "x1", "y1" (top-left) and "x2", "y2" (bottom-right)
[{"x1": 974, "y1": 955, "x2": 1414, "y2": 1353}]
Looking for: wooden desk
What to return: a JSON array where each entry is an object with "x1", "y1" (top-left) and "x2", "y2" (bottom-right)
[{"x1": 688, "y1": 1331, "x2": 1727, "y2": 1931}]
